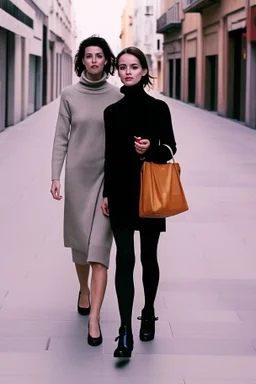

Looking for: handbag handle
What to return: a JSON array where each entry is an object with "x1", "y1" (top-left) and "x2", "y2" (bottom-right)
[
  {"x1": 162, "y1": 144, "x2": 175, "y2": 163},
  {"x1": 162, "y1": 144, "x2": 181, "y2": 175}
]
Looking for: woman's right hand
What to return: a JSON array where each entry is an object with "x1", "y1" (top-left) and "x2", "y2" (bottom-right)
[
  {"x1": 50, "y1": 180, "x2": 62, "y2": 200},
  {"x1": 101, "y1": 197, "x2": 109, "y2": 217}
]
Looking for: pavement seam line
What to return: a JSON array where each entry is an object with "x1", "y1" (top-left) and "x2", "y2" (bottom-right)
[{"x1": 45, "y1": 337, "x2": 51, "y2": 351}]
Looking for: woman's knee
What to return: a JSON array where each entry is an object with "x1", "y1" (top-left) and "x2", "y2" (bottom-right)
[
  {"x1": 90, "y1": 262, "x2": 107, "y2": 272},
  {"x1": 141, "y1": 253, "x2": 158, "y2": 269},
  {"x1": 116, "y1": 248, "x2": 135, "y2": 269}
]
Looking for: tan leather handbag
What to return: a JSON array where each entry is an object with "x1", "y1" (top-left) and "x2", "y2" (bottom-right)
[{"x1": 139, "y1": 145, "x2": 189, "y2": 218}]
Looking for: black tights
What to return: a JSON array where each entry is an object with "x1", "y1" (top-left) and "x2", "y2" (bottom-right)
[{"x1": 112, "y1": 227, "x2": 160, "y2": 330}]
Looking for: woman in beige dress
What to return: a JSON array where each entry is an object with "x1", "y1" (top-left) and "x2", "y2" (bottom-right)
[{"x1": 50, "y1": 36, "x2": 122, "y2": 346}]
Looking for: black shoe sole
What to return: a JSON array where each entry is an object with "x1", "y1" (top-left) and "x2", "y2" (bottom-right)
[
  {"x1": 140, "y1": 333, "x2": 154, "y2": 342},
  {"x1": 114, "y1": 349, "x2": 132, "y2": 358},
  {"x1": 87, "y1": 335, "x2": 103, "y2": 347}
]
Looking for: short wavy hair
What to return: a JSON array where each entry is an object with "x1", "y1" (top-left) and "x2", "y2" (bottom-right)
[
  {"x1": 116, "y1": 46, "x2": 154, "y2": 88},
  {"x1": 74, "y1": 35, "x2": 116, "y2": 77}
]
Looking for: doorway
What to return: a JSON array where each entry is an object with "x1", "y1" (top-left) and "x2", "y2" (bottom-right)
[
  {"x1": 28, "y1": 54, "x2": 41, "y2": 115},
  {"x1": 42, "y1": 25, "x2": 48, "y2": 106},
  {"x1": 169, "y1": 59, "x2": 174, "y2": 98},
  {"x1": 205, "y1": 55, "x2": 218, "y2": 111},
  {"x1": 175, "y1": 58, "x2": 181, "y2": 100},
  {"x1": 0, "y1": 28, "x2": 7, "y2": 132},
  {"x1": 50, "y1": 41, "x2": 54, "y2": 101},
  {"x1": 188, "y1": 57, "x2": 196, "y2": 103},
  {"x1": 227, "y1": 28, "x2": 246, "y2": 121}
]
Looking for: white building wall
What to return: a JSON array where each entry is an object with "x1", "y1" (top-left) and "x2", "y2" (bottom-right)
[
  {"x1": 132, "y1": 0, "x2": 163, "y2": 90},
  {"x1": 27, "y1": 0, "x2": 50, "y2": 16},
  {"x1": 47, "y1": 0, "x2": 74, "y2": 100},
  {"x1": 152, "y1": 0, "x2": 164, "y2": 91},
  {"x1": 0, "y1": 9, "x2": 34, "y2": 39},
  {"x1": 0, "y1": 0, "x2": 75, "y2": 129},
  {"x1": 48, "y1": 0, "x2": 73, "y2": 51}
]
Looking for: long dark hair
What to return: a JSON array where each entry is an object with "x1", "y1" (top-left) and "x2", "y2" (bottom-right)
[
  {"x1": 74, "y1": 35, "x2": 116, "y2": 77},
  {"x1": 116, "y1": 46, "x2": 154, "y2": 88}
]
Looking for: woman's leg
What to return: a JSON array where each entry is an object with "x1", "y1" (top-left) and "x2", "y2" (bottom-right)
[
  {"x1": 72, "y1": 249, "x2": 90, "y2": 308},
  {"x1": 112, "y1": 227, "x2": 135, "y2": 330},
  {"x1": 88, "y1": 262, "x2": 107, "y2": 337},
  {"x1": 140, "y1": 229, "x2": 161, "y2": 315},
  {"x1": 75, "y1": 265, "x2": 90, "y2": 307},
  {"x1": 138, "y1": 230, "x2": 161, "y2": 341}
]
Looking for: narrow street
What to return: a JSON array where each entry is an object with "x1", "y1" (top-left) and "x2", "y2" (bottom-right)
[{"x1": 0, "y1": 91, "x2": 256, "y2": 383}]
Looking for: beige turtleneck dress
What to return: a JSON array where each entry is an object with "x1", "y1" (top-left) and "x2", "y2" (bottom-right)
[{"x1": 51, "y1": 72, "x2": 122, "y2": 267}]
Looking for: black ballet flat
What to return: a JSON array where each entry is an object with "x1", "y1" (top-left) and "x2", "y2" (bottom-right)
[
  {"x1": 87, "y1": 321, "x2": 103, "y2": 347},
  {"x1": 138, "y1": 311, "x2": 159, "y2": 342},
  {"x1": 114, "y1": 326, "x2": 134, "y2": 358},
  {"x1": 77, "y1": 291, "x2": 90, "y2": 316}
]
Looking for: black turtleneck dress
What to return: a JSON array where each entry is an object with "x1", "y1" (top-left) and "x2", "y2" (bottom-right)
[{"x1": 103, "y1": 84, "x2": 177, "y2": 232}]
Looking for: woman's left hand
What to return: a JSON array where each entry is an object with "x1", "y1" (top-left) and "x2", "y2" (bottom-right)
[
  {"x1": 101, "y1": 197, "x2": 109, "y2": 217},
  {"x1": 134, "y1": 137, "x2": 150, "y2": 155}
]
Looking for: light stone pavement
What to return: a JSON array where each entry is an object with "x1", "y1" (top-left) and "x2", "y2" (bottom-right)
[{"x1": 0, "y1": 91, "x2": 256, "y2": 384}]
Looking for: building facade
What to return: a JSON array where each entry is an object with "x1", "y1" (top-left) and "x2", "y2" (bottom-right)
[
  {"x1": 157, "y1": 0, "x2": 256, "y2": 129},
  {"x1": 120, "y1": 0, "x2": 134, "y2": 49},
  {"x1": 120, "y1": 0, "x2": 164, "y2": 91},
  {"x1": 0, "y1": 0, "x2": 75, "y2": 132}
]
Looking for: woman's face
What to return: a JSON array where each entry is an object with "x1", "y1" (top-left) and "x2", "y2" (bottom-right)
[
  {"x1": 82, "y1": 46, "x2": 107, "y2": 80},
  {"x1": 117, "y1": 53, "x2": 147, "y2": 87}
]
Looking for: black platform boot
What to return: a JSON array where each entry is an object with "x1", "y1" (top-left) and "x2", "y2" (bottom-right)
[
  {"x1": 114, "y1": 326, "x2": 134, "y2": 358},
  {"x1": 138, "y1": 309, "x2": 158, "y2": 342}
]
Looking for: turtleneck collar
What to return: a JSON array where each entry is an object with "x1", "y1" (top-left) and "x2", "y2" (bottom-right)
[
  {"x1": 121, "y1": 81, "x2": 147, "y2": 98},
  {"x1": 79, "y1": 70, "x2": 107, "y2": 88},
  {"x1": 74, "y1": 70, "x2": 111, "y2": 94}
]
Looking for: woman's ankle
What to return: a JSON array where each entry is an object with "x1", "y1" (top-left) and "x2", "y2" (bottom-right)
[
  {"x1": 80, "y1": 287, "x2": 90, "y2": 295},
  {"x1": 119, "y1": 324, "x2": 132, "y2": 334},
  {"x1": 142, "y1": 306, "x2": 155, "y2": 317},
  {"x1": 89, "y1": 313, "x2": 100, "y2": 323}
]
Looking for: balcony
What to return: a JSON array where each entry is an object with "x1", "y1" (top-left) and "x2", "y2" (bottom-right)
[
  {"x1": 182, "y1": 0, "x2": 218, "y2": 13},
  {"x1": 157, "y1": 3, "x2": 181, "y2": 34}
]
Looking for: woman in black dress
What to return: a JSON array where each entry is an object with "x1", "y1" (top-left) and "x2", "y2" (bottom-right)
[{"x1": 102, "y1": 47, "x2": 177, "y2": 358}]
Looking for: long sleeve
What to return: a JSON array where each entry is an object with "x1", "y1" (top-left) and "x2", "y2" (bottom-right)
[
  {"x1": 103, "y1": 107, "x2": 113, "y2": 198},
  {"x1": 51, "y1": 92, "x2": 71, "y2": 180},
  {"x1": 145, "y1": 100, "x2": 177, "y2": 163}
]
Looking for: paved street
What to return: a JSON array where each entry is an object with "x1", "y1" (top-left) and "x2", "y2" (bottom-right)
[{"x1": 0, "y1": 91, "x2": 256, "y2": 384}]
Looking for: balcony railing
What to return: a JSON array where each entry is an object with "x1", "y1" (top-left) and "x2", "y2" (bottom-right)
[
  {"x1": 182, "y1": 0, "x2": 218, "y2": 13},
  {"x1": 156, "y1": 3, "x2": 181, "y2": 33}
]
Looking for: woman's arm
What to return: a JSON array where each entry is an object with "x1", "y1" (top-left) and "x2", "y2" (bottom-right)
[
  {"x1": 51, "y1": 92, "x2": 71, "y2": 180},
  {"x1": 145, "y1": 100, "x2": 177, "y2": 163}
]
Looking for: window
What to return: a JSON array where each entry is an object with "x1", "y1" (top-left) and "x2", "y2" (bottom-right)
[{"x1": 145, "y1": 6, "x2": 153, "y2": 16}]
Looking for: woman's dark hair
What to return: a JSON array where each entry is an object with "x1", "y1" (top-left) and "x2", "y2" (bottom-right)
[
  {"x1": 116, "y1": 46, "x2": 154, "y2": 88},
  {"x1": 74, "y1": 35, "x2": 115, "y2": 77}
]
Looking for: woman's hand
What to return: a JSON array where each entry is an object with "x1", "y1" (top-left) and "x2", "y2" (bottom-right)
[
  {"x1": 101, "y1": 197, "x2": 109, "y2": 217},
  {"x1": 134, "y1": 137, "x2": 150, "y2": 155},
  {"x1": 50, "y1": 180, "x2": 62, "y2": 200}
]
